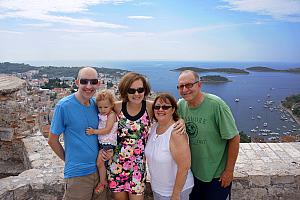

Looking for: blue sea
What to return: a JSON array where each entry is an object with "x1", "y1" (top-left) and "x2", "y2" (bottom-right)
[{"x1": 31, "y1": 60, "x2": 300, "y2": 139}]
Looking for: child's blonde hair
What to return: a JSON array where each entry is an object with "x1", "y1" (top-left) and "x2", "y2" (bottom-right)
[{"x1": 96, "y1": 90, "x2": 116, "y2": 106}]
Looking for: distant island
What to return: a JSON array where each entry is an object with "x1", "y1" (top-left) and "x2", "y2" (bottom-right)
[
  {"x1": 172, "y1": 67, "x2": 249, "y2": 74},
  {"x1": 200, "y1": 75, "x2": 230, "y2": 83},
  {"x1": 0, "y1": 62, "x2": 128, "y2": 79},
  {"x1": 246, "y1": 66, "x2": 300, "y2": 73}
]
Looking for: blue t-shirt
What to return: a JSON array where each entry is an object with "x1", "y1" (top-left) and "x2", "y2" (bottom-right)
[{"x1": 50, "y1": 93, "x2": 99, "y2": 178}]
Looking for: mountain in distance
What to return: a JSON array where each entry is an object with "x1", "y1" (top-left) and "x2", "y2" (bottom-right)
[
  {"x1": 172, "y1": 67, "x2": 249, "y2": 74},
  {"x1": 0, "y1": 62, "x2": 128, "y2": 78}
]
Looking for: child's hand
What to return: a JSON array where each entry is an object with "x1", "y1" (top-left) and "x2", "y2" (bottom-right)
[{"x1": 86, "y1": 128, "x2": 95, "y2": 135}]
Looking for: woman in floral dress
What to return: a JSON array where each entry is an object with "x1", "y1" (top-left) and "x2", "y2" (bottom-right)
[{"x1": 108, "y1": 72, "x2": 153, "y2": 200}]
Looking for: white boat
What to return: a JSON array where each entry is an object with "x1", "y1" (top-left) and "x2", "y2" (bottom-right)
[
  {"x1": 235, "y1": 98, "x2": 240, "y2": 102},
  {"x1": 263, "y1": 122, "x2": 268, "y2": 127}
]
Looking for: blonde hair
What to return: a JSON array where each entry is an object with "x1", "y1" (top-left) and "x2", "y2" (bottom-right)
[{"x1": 96, "y1": 90, "x2": 116, "y2": 105}]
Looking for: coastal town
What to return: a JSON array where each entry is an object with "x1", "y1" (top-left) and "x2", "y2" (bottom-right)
[{"x1": 0, "y1": 62, "x2": 300, "y2": 143}]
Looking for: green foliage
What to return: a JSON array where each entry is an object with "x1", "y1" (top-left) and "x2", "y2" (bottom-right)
[
  {"x1": 282, "y1": 94, "x2": 300, "y2": 117},
  {"x1": 240, "y1": 131, "x2": 251, "y2": 143},
  {"x1": 246, "y1": 66, "x2": 300, "y2": 73},
  {"x1": 0, "y1": 62, "x2": 38, "y2": 73},
  {"x1": 41, "y1": 78, "x2": 71, "y2": 89},
  {"x1": 0, "y1": 62, "x2": 128, "y2": 79},
  {"x1": 200, "y1": 75, "x2": 229, "y2": 82}
]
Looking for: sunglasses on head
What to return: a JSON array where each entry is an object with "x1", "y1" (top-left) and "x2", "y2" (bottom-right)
[
  {"x1": 127, "y1": 87, "x2": 145, "y2": 94},
  {"x1": 153, "y1": 105, "x2": 173, "y2": 110},
  {"x1": 79, "y1": 79, "x2": 99, "y2": 85}
]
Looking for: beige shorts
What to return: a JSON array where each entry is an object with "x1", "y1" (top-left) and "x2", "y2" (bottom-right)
[{"x1": 64, "y1": 172, "x2": 111, "y2": 200}]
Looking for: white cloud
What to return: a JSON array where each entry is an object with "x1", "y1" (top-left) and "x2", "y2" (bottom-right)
[
  {"x1": 128, "y1": 16, "x2": 154, "y2": 20},
  {"x1": 0, "y1": 29, "x2": 22, "y2": 34},
  {"x1": 0, "y1": 0, "x2": 129, "y2": 28},
  {"x1": 22, "y1": 23, "x2": 53, "y2": 28},
  {"x1": 222, "y1": 0, "x2": 300, "y2": 22}
]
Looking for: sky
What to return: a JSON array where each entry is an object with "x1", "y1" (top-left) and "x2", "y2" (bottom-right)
[{"x1": 1, "y1": 0, "x2": 300, "y2": 63}]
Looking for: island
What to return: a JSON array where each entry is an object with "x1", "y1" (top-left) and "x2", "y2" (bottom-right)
[
  {"x1": 200, "y1": 75, "x2": 230, "y2": 83},
  {"x1": 246, "y1": 66, "x2": 300, "y2": 73},
  {"x1": 172, "y1": 67, "x2": 249, "y2": 74}
]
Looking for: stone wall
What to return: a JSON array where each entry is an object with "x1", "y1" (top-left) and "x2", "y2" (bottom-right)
[
  {"x1": 0, "y1": 132, "x2": 64, "y2": 200},
  {"x1": 1, "y1": 134, "x2": 299, "y2": 200}
]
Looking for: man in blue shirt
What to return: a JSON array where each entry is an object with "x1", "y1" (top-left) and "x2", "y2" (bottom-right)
[{"x1": 48, "y1": 67, "x2": 110, "y2": 200}]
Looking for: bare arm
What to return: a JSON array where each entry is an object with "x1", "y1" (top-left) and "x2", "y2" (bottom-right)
[
  {"x1": 220, "y1": 134, "x2": 240, "y2": 188},
  {"x1": 86, "y1": 112, "x2": 116, "y2": 135},
  {"x1": 146, "y1": 100, "x2": 154, "y2": 120},
  {"x1": 169, "y1": 129, "x2": 191, "y2": 200},
  {"x1": 48, "y1": 132, "x2": 65, "y2": 161},
  {"x1": 114, "y1": 101, "x2": 122, "y2": 114}
]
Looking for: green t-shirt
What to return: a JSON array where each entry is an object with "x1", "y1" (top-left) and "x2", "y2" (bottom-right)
[{"x1": 178, "y1": 93, "x2": 239, "y2": 182}]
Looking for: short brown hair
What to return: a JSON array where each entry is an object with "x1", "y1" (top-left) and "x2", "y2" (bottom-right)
[
  {"x1": 180, "y1": 70, "x2": 200, "y2": 81},
  {"x1": 152, "y1": 93, "x2": 179, "y2": 121},
  {"x1": 96, "y1": 90, "x2": 115, "y2": 105},
  {"x1": 118, "y1": 72, "x2": 151, "y2": 101}
]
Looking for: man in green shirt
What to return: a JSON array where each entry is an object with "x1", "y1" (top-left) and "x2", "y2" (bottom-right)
[{"x1": 177, "y1": 70, "x2": 240, "y2": 200}]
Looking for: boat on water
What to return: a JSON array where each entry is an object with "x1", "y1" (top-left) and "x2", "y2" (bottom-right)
[
  {"x1": 235, "y1": 98, "x2": 240, "y2": 102},
  {"x1": 249, "y1": 106, "x2": 252, "y2": 109},
  {"x1": 263, "y1": 122, "x2": 268, "y2": 127}
]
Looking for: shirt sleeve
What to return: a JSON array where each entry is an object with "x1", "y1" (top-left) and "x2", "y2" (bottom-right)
[
  {"x1": 50, "y1": 103, "x2": 66, "y2": 135},
  {"x1": 216, "y1": 100, "x2": 239, "y2": 139}
]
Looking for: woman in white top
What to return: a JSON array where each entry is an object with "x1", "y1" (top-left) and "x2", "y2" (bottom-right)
[{"x1": 145, "y1": 93, "x2": 194, "y2": 200}]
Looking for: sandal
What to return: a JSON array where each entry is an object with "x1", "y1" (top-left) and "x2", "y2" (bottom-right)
[{"x1": 94, "y1": 183, "x2": 106, "y2": 194}]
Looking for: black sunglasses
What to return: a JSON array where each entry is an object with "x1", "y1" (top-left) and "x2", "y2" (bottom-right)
[
  {"x1": 127, "y1": 87, "x2": 145, "y2": 94},
  {"x1": 153, "y1": 105, "x2": 173, "y2": 110},
  {"x1": 79, "y1": 79, "x2": 99, "y2": 85},
  {"x1": 177, "y1": 81, "x2": 199, "y2": 90}
]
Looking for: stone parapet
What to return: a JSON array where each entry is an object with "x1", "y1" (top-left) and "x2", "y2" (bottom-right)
[
  {"x1": 0, "y1": 132, "x2": 64, "y2": 199},
  {"x1": 0, "y1": 75, "x2": 26, "y2": 95},
  {"x1": 1, "y1": 136, "x2": 300, "y2": 199},
  {"x1": 232, "y1": 142, "x2": 300, "y2": 199}
]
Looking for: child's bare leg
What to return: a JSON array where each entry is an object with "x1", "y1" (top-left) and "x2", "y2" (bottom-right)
[{"x1": 95, "y1": 151, "x2": 107, "y2": 194}]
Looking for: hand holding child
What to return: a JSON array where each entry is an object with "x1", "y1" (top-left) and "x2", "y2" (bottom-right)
[{"x1": 86, "y1": 127, "x2": 95, "y2": 135}]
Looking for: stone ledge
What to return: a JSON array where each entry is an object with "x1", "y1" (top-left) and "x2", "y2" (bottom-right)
[
  {"x1": 1, "y1": 135, "x2": 300, "y2": 199},
  {"x1": 0, "y1": 75, "x2": 26, "y2": 95}
]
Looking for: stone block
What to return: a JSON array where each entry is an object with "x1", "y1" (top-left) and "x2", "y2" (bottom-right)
[
  {"x1": 250, "y1": 175, "x2": 270, "y2": 187},
  {"x1": 13, "y1": 184, "x2": 31, "y2": 200},
  {"x1": 295, "y1": 175, "x2": 300, "y2": 186},
  {"x1": 249, "y1": 188, "x2": 268, "y2": 199},
  {"x1": 0, "y1": 191, "x2": 13, "y2": 200},
  {"x1": 36, "y1": 194, "x2": 58, "y2": 200},
  {"x1": 271, "y1": 175, "x2": 295, "y2": 185}
]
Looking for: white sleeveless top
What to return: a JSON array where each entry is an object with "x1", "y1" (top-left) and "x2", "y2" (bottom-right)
[
  {"x1": 145, "y1": 122, "x2": 194, "y2": 196},
  {"x1": 97, "y1": 113, "x2": 118, "y2": 146}
]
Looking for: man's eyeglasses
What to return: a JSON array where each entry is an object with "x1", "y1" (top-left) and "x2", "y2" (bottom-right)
[
  {"x1": 153, "y1": 105, "x2": 173, "y2": 110},
  {"x1": 79, "y1": 79, "x2": 99, "y2": 85},
  {"x1": 127, "y1": 87, "x2": 145, "y2": 94},
  {"x1": 177, "y1": 81, "x2": 199, "y2": 90}
]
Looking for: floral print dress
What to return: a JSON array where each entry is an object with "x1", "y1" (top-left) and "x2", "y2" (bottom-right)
[{"x1": 107, "y1": 100, "x2": 151, "y2": 194}]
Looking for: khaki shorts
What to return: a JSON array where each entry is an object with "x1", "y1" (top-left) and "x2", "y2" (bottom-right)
[{"x1": 64, "y1": 172, "x2": 111, "y2": 200}]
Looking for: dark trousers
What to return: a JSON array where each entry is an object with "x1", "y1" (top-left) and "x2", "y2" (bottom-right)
[{"x1": 189, "y1": 176, "x2": 232, "y2": 200}]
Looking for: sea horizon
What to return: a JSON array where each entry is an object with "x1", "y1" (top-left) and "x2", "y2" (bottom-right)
[{"x1": 7, "y1": 60, "x2": 300, "y2": 71}]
